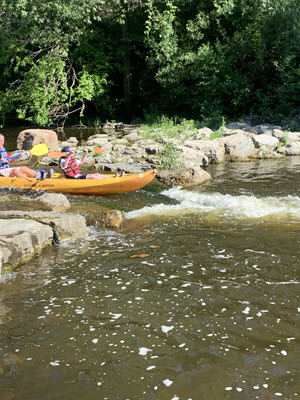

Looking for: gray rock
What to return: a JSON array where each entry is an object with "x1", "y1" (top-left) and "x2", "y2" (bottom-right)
[
  {"x1": 86, "y1": 137, "x2": 109, "y2": 147},
  {"x1": 272, "y1": 129, "x2": 285, "y2": 141},
  {"x1": 252, "y1": 134, "x2": 279, "y2": 150},
  {"x1": 35, "y1": 193, "x2": 71, "y2": 212},
  {"x1": 277, "y1": 142, "x2": 300, "y2": 155},
  {"x1": 157, "y1": 164, "x2": 211, "y2": 186},
  {"x1": 0, "y1": 211, "x2": 88, "y2": 243},
  {"x1": 95, "y1": 162, "x2": 152, "y2": 173},
  {"x1": 0, "y1": 219, "x2": 53, "y2": 270},
  {"x1": 196, "y1": 127, "x2": 213, "y2": 139},
  {"x1": 220, "y1": 134, "x2": 255, "y2": 158},
  {"x1": 17, "y1": 129, "x2": 59, "y2": 151},
  {"x1": 183, "y1": 139, "x2": 225, "y2": 163},
  {"x1": 244, "y1": 124, "x2": 282, "y2": 136},
  {"x1": 123, "y1": 130, "x2": 142, "y2": 141},
  {"x1": 176, "y1": 146, "x2": 209, "y2": 166},
  {"x1": 286, "y1": 132, "x2": 300, "y2": 144},
  {"x1": 226, "y1": 122, "x2": 251, "y2": 130},
  {"x1": 66, "y1": 137, "x2": 79, "y2": 145}
]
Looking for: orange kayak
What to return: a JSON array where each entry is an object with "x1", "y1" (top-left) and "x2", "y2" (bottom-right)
[{"x1": 0, "y1": 169, "x2": 157, "y2": 195}]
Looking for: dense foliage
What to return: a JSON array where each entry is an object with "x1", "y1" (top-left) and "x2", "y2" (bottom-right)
[{"x1": 0, "y1": 0, "x2": 299, "y2": 127}]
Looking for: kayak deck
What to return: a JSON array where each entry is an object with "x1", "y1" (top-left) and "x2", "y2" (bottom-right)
[{"x1": 0, "y1": 169, "x2": 157, "y2": 195}]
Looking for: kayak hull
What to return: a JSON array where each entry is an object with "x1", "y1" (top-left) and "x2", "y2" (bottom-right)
[{"x1": 0, "y1": 169, "x2": 157, "y2": 195}]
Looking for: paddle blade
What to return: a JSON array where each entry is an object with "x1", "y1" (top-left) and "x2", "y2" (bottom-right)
[
  {"x1": 93, "y1": 147, "x2": 104, "y2": 153},
  {"x1": 48, "y1": 151, "x2": 66, "y2": 158},
  {"x1": 29, "y1": 143, "x2": 49, "y2": 156},
  {"x1": 48, "y1": 147, "x2": 104, "y2": 158}
]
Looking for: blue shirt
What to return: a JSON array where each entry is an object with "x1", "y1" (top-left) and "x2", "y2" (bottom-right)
[{"x1": 0, "y1": 146, "x2": 9, "y2": 169}]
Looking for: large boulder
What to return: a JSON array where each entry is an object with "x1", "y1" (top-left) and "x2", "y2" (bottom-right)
[
  {"x1": 17, "y1": 129, "x2": 59, "y2": 151},
  {"x1": 176, "y1": 146, "x2": 209, "y2": 166},
  {"x1": 286, "y1": 132, "x2": 300, "y2": 144},
  {"x1": 0, "y1": 211, "x2": 88, "y2": 242},
  {"x1": 252, "y1": 134, "x2": 279, "y2": 151},
  {"x1": 183, "y1": 139, "x2": 225, "y2": 163},
  {"x1": 277, "y1": 142, "x2": 300, "y2": 155},
  {"x1": 220, "y1": 133, "x2": 255, "y2": 158},
  {"x1": 158, "y1": 163, "x2": 211, "y2": 186},
  {"x1": 0, "y1": 219, "x2": 53, "y2": 270}
]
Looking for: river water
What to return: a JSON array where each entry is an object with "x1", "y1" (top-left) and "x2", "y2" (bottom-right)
[{"x1": 0, "y1": 156, "x2": 299, "y2": 400}]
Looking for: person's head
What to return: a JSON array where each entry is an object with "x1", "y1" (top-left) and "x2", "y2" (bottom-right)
[
  {"x1": 62, "y1": 146, "x2": 71, "y2": 153},
  {"x1": 0, "y1": 134, "x2": 4, "y2": 148}
]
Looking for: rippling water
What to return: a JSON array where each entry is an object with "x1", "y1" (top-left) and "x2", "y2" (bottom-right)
[{"x1": 0, "y1": 157, "x2": 299, "y2": 399}]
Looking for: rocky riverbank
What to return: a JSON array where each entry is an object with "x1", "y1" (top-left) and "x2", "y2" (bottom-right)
[
  {"x1": 0, "y1": 192, "x2": 123, "y2": 275},
  {"x1": 38, "y1": 121, "x2": 300, "y2": 186},
  {"x1": 1, "y1": 120, "x2": 300, "y2": 274}
]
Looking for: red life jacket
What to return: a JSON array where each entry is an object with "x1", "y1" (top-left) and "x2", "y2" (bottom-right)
[{"x1": 59, "y1": 155, "x2": 81, "y2": 178}]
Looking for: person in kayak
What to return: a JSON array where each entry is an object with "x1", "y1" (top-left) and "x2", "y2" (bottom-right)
[
  {"x1": 59, "y1": 146, "x2": 110, "y2": 179},
  {"x1": 0, "y1": 133, "x2": 52, "y2": 179}
]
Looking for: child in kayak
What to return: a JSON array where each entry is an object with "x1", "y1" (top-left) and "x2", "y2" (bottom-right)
[
  {"x1": 59, "y1": 146, "x2": 110, "y2": 179},
  {"x1": 0, "y1": 133, "x2": 52, "y2": 179}
]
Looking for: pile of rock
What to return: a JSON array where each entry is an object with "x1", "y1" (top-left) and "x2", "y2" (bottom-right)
[
  {"x1": 0, "y1": 192, "x2": 123, "y2": 275},
  {"x1": 38, "y1": 122, "x2": 300, "y2": 186}
]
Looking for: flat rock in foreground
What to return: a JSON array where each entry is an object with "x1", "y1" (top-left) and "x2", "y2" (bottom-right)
[{"x1": 0, "y1": 219, "x2": 53, "y2": 272}]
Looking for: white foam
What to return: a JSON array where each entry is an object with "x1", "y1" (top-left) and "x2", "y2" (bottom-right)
[
  {"x1": 139, "y1": 347, "x2": 152, "y2": 356},
  {"x1": 125, "y1": 187, "x2": 300, "y2": 221},
  {"x1": 162, "y1": 325, "x2": 174, "y2": 333}
]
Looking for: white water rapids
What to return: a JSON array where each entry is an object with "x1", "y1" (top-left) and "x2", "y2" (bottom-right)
[{"x1": 126, "y1": 186, "x2": 300, "y2": 220}]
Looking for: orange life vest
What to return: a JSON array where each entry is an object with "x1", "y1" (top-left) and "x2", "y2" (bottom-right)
[{"x1": 59, "y1": 155, "x2": 81, "y2": 178}]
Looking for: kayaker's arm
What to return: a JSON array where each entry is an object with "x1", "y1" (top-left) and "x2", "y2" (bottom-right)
[{"x1": 79, "y1": 149, "x2": 88, "y2": 165}]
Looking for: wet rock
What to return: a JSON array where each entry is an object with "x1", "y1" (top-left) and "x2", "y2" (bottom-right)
[
  {"x1": 0, "y1": 194, "x2": 51, "y2": 212},
  {"x1": 0, "y1": 211, "x2": 88, "y2": 243},
  {"x1": 157, "y1": 164, "x2": 211, "y2": 186},
  {"x1": 91, "y1": 210, "x2": 123, "y2": 229},
  {"x1": 0, "y1": 219, "x2": 53, "y2": 270},
  {"x1": 34, "y1": 193, "x2": 71, "y2": 212}
]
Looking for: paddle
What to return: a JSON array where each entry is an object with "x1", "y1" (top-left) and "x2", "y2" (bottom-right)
[
  {"x1": 6, "y1": 143, "x2": 49, "y2": 161},
  {"x1": 48, "y1": 148, "x2": 104, "y2": 158}
]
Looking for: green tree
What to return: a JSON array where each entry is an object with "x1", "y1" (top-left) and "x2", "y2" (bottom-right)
[{"x1": 0, "y1": 0, "x2": 109, "y2": 126}]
